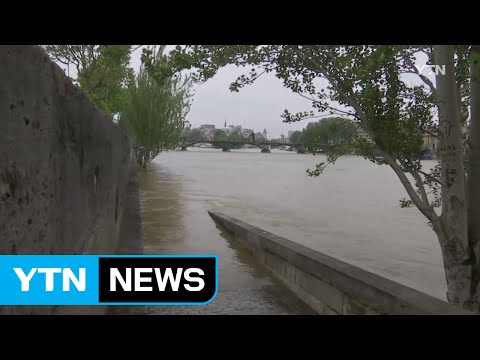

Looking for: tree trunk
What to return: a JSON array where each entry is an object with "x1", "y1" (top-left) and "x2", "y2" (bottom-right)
[
  {"x1": 142, "y1": 151, "x2": 149, "y2": 170},
  {"x1": 434, "y1": 45, "x2": 472, "y2": 308},
  {"x1": 468, "y1": 45, "x2": 480, "y2": 309},
  {"x1": 135, "y1": 148, "x2": 143, "y2": 167}
]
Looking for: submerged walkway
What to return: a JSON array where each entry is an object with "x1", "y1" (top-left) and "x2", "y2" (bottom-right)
[
  {"x1": 144, "y1": 232, "x2": 315, "y2": 315},
  {"x1": 147, "y1": 286, "x2": 315, "y2": 315},
  {"x1": 139, "y1": 162, "x2": 315, "y2": 315}
]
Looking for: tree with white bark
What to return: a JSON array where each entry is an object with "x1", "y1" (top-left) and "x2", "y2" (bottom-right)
[{"x1": 158, "y1": 45, "x2": 479, "y2": 311}]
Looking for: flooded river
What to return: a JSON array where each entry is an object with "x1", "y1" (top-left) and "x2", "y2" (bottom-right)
[{"x1": 139, "y1": 148, "x2": 446, "y2": 312}]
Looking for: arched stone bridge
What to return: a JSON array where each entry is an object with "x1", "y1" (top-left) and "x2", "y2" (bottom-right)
[{"x1": 178, "y1": 139, "x2": 324, "y2": 153}]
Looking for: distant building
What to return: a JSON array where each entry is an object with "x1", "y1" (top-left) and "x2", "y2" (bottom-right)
[
  {"x1": 355, "y1": 126, "x2": 370, "y2": 141},
  {"x1": 422, "y1": 123, "x2": 470, "y2": 152},
  {"x1": 221, "y1": 125, "x2": 234, "y2": 134},
  {"x1": 288, "y1": 130, "x2": 294, "y2": 141},
  {"x1": 423, "y1": 135, "x2": 437, "y2": 151},
  {"x1": 263, "y1": 128, "x2": 268, "y2": 140},
  {"x1": 422, "y1": 128, "x2": 439, "y2": 151},
  {"x1": 357, "y1": 124, "x2": 440, "y2": 154},
  {"x1": 255, "y1": 132, "x2": 265, "y2": 142},
  {"x1": 200, "y1": 124, "x2": 215, "y2": 131},
  {"x1": 220, "y1": 123, "x2": 242, "y2": 135},
  {"x1": 199, "y1": 124, "x2": 215, "y2": 137},
  {"x1": 242, "y1": 128, "x2": 254, "y2": 139}
]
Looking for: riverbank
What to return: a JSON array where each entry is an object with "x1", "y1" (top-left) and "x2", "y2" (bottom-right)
[
  {"x1": 139, "y1": 161, "x2": 316, "y2": 314},
  {"x1": 208, "y1": 212, "x2": 469, "y2": 314}
]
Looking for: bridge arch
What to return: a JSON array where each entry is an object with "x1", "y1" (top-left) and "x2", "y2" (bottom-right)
[{"x1": 178, "y1": 139, "x2": 309, "y2": 152}]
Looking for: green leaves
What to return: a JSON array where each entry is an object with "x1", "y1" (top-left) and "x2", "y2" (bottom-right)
[
  {"x1": 43, "y1": 45, "x2": 133, "y2": 116},
  {"x1": 119, "y1": 46, "x2": 192, "y2": 166},
  {"x1": 163, "y1": 45, "x2": 474, "y2": 219},
  {"x1": 164, "y1": 46, "x2": 439, "y2": 167},
  {"x1": 306, "y1": 162, "x2": 326, "y2": 177},
  {"x1": 290, "y1": 130, "x2": 303, "y2": 144},
  {"x1": 281, "y1": 110, "x2": 315, "y2": 123},
  {"x1": 213, "y1": 129, "x2": 242, "y2": 143},
  {"x1": 300, "y1": 117, "x2": 356, "y2": 151},
  {"x1": 400, "y1": 198, "x2": 415, "y2": 208},
  {"x1": 214, "y1": 130, "x2": 228, "y2": 141}
]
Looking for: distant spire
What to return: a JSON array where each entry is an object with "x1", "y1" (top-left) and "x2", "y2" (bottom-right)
[{"x1": 224, "y1": 116, "x2": 227, "y2": 128}]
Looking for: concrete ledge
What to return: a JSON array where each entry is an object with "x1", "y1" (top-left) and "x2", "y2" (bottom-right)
[{"x1": 209, "y1": 211, "x2": 472, "y2": 315}]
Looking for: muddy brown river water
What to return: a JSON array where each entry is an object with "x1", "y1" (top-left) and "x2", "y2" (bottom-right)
[{"x1": 141, "y1": 148, "x2": 446, "y2": 314}]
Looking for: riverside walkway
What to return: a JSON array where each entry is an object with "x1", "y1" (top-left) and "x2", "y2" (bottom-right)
[
  {"x1": 139, "y1": 162, "x2": 314, "y2": 315},
  {"x1": 144, "y1": 224, "x2": 315, "y2": 315}
]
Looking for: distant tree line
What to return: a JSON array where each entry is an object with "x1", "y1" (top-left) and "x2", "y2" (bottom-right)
[{"x1": 289, "y1": 117, "x2": 357, "y2": 152}]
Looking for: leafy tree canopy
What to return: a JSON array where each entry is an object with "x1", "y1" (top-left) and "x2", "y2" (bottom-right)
[{"x1": 44, "y1": 45, "x2": 134, "y2": 116}]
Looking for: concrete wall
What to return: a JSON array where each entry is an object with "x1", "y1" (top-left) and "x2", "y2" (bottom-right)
[
  {"x1": 0, "y1": 45, "x2": 144, "y2": 315},
  {"x1": 209, "y1": 212, "x2": 472, "y2": 315}
]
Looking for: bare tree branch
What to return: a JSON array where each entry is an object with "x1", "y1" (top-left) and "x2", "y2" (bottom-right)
[
  {"x1": 50, "y1": 56, "x2": 70, "y2": 66},
  {"x1": 290, "y1": 114, "x2": 346, "y2": 122},
  {"x1": 68, "y1": 48, "x2": 84, "y2": 69},
  {"x1": 419, "y1": 169, "x2": 442, "y2": 185},
  {"x1": 297, "y1": 92, "x2": 316, "y2": 102},
  {"x1": 403, "y1": 56, "x2": 438, "y2": 97},
  {"x1": 419, "y1": 126, "x2": 440, "y2": 140},
  {"x1": 324, "y1": 106, "x2": 360, "y2": 119},
  {"x1": 296, "y1": 93, "x2": 359, "y2": 119},
  {"x1": 381, "y1": 150, "x2": 439, "y2": 223},
  {"x1": 399, "y1": 159, "x2": 430, "y2": 205},
  {"x1": 249, "y1": 70, "x2": 266, "y2": 82},
  {"x1": 290, "y1": 46, "x2": 439, "y2": 224},
  {"x1": 308, "y1": 54, "x2": 369, "y2": 124}
]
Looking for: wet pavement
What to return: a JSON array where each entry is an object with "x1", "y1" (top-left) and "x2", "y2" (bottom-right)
[
  {"x1": 144, "y1": 224, "x2": 316, "y2": 315},
  {"x1": 147, "y1": 285, "x2": 315, "y2": 315}
]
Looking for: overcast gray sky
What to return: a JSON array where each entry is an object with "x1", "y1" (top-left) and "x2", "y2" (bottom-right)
[
  {"x1": 129, "y1": 46, "x2": 433, "y2": 139},
  {"x1": 130, "y1": 46, "x2": 316, "y2": 138},
  {"x1": 59, "y1": 45, "x2": 432, "y2": 139}
]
